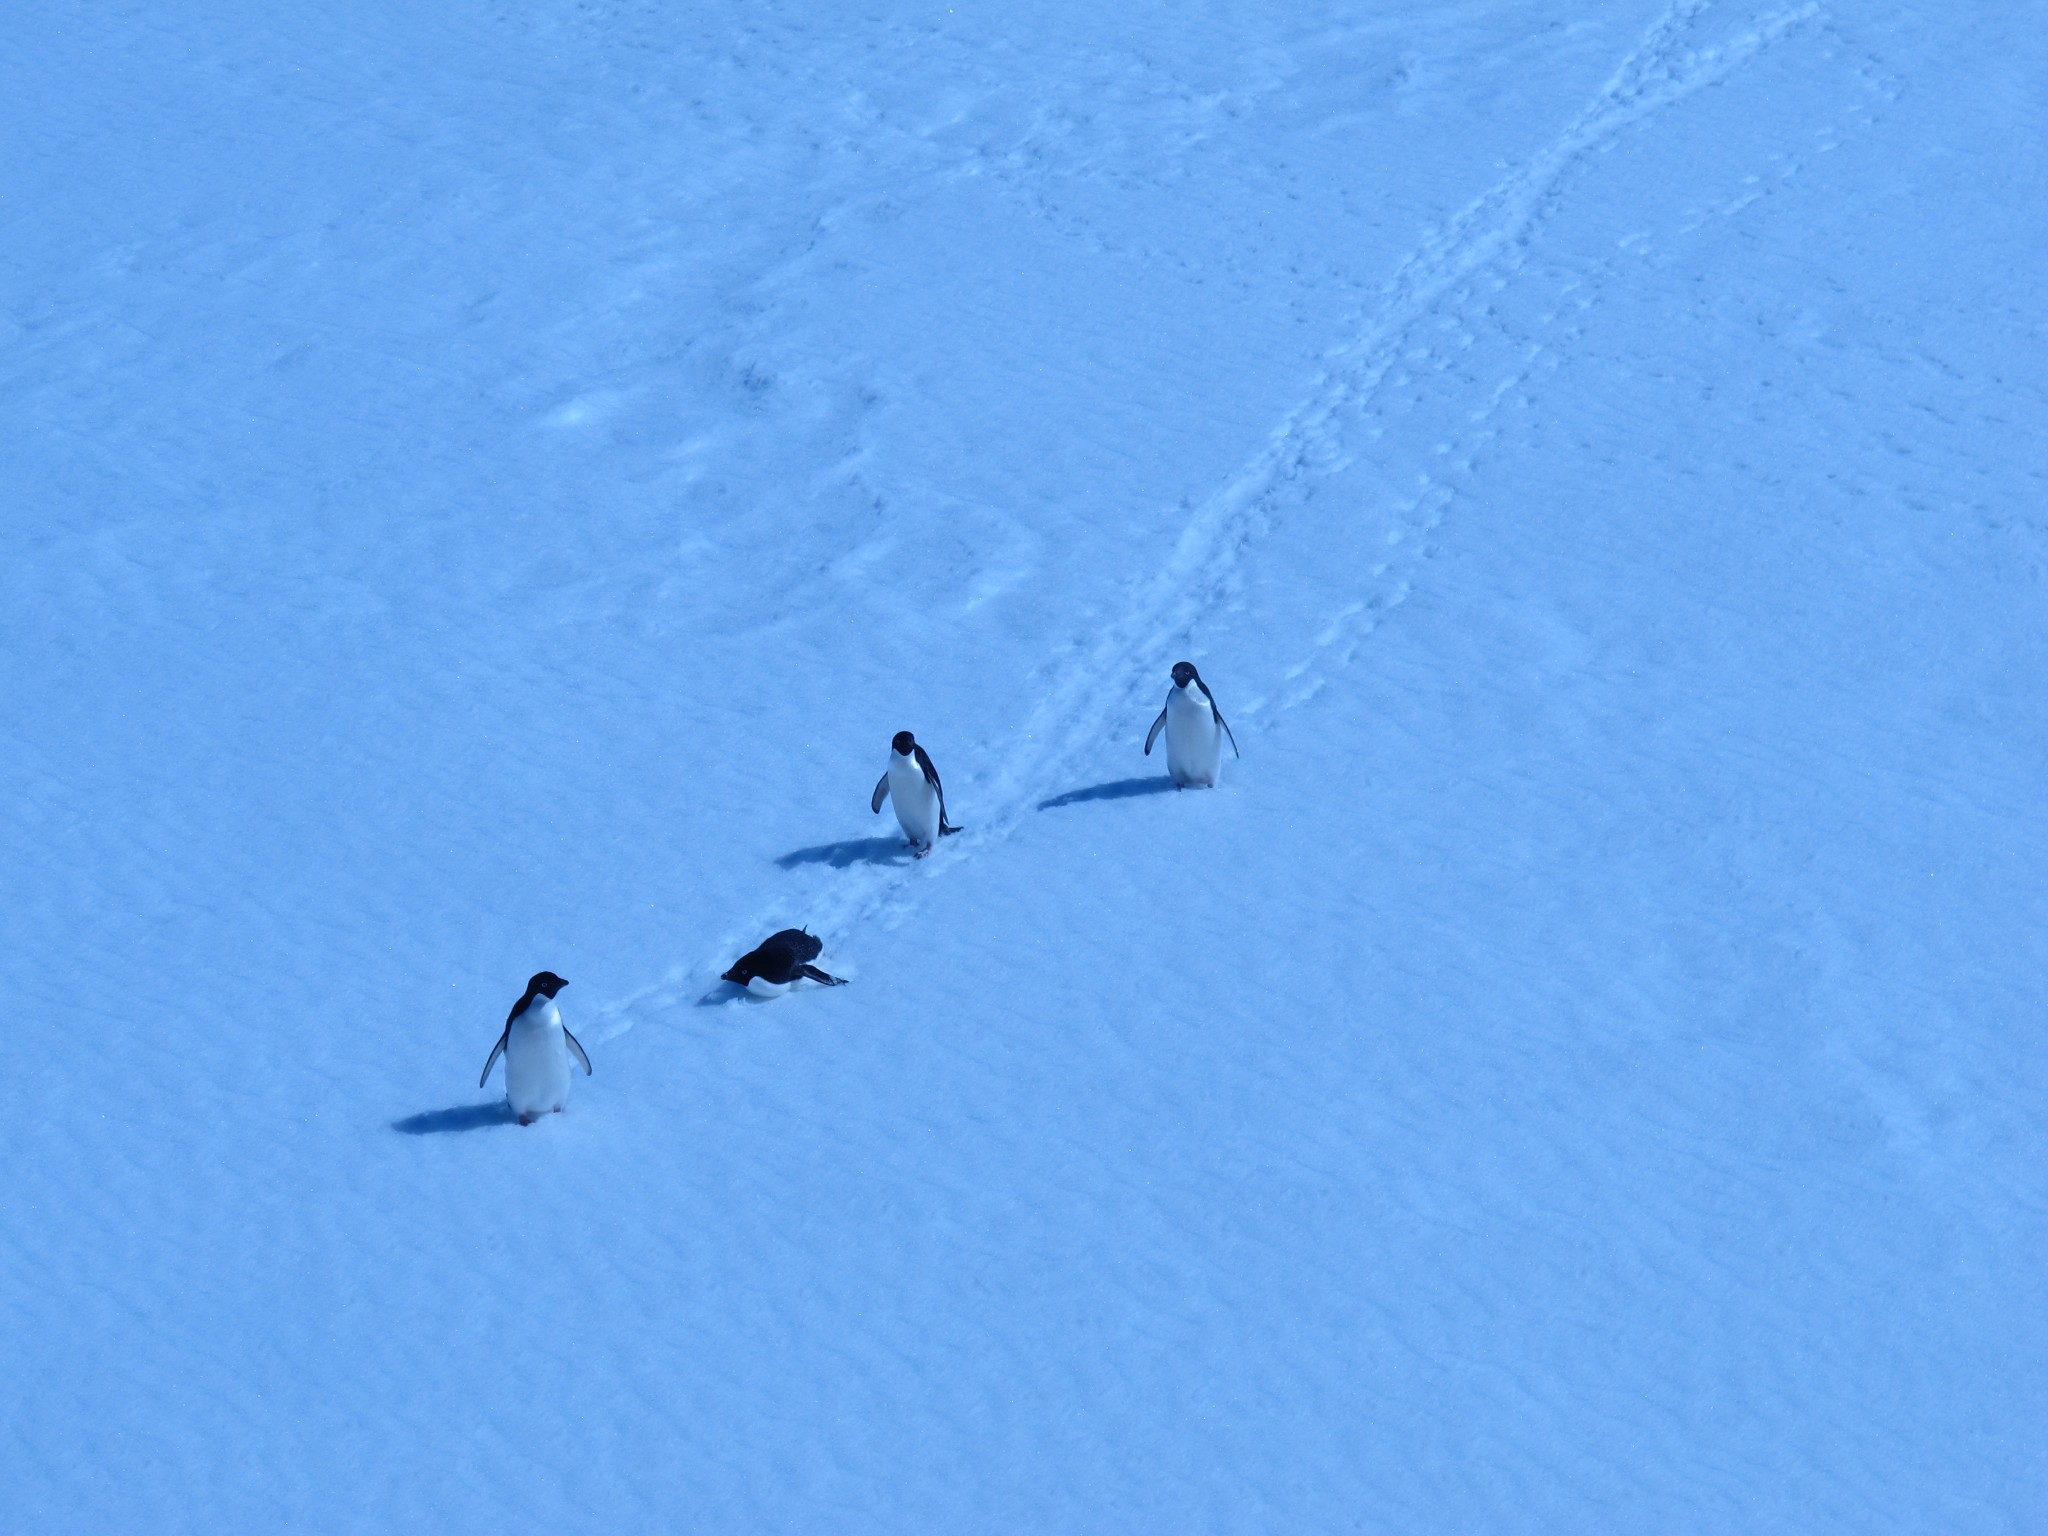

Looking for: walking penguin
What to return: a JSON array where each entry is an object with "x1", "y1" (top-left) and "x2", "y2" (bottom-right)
[
  {"x1": 479, "y1": 971, "x2": 591, "y2": 1125},
  {"x1": 871, "y1": 730, "x2": 962, "y2": 854},
  {"x1": 1144, "y1": 661, "x2": 1240, "y2": 788}
]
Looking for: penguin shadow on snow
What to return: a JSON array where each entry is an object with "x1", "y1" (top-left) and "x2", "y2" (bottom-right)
[
  {"x1": 1038, "y1": 776, "x2": 1179, "y2": 811},
  {"x1": 775, "y1": 835, "x2": 913, "y2": 869},
  {"x1": 392, "y1": 1102, "x2": 519, "y2": 1135}
]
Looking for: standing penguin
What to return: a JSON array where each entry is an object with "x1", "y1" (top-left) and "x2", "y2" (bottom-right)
[
  {"x1": 871, "y1": 730, "x2": 962, "y2": 855},
  {"x1": 1145, "y1": 661, "x2": 1240, "y2": 788},
  {"x1": 479, "y1": 971, "x2": 591, "y2": 1126}
]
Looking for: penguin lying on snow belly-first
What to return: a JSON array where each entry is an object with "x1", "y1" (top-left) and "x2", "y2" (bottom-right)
[
  {"x1": 1145, "y1": 661, "x2": 1240, "y2": 788},
  {"x1": 871, "y1": 730, "x2": 962, "y2": 855},
  {"x1": 722, "y1": 929, "x2": 848, "y2": 997},
  {"x1": 479, "y1": 971, "x2": 591, "y2": 1125}
]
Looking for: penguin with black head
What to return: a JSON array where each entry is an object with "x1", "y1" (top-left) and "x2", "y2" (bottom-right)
[
  {"x1": 479, "y1": 971, "x2": 590, "y2": 1125},
  {"x1": 1144, "y1": 661, "x2": 1239, "y2": 788},
  {"x1": 871, "y1": 730, "x2": 962, "y2": 855}
]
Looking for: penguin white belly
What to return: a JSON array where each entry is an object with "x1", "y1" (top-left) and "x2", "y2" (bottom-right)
[
  {"x1": 743, "y1": 976, "x2": 793, "y2": 999},
  {"x1": 504, "y1": 1008, "x2": 572, "y2": 1119},
  {"x1": 1164, "y1": 688, "x2": 1224, "y2": 787},
  {"x1": 886, "y1": 755, "x2": 942, "y2": 847}
]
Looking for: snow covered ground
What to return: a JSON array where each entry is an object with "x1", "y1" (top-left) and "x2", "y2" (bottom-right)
[{"x1": 3, "y1": 0, "x2": 2043, "y2": 1528}]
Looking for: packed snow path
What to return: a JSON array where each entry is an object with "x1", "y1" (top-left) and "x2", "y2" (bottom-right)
[
  {"x1": 603, "y1": 0, "x2": 1862, "y2": 1029},
  {"x1": 3, "y1": 1, "x2": 2042, "y2": 1530}
]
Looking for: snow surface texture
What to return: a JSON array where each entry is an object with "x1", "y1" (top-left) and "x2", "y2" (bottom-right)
[{"x1": 3, "y1": 0, "x2": 2044, "y2": 1529}]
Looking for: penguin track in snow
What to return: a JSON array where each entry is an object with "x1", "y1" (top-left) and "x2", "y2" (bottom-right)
[{"x1": 594, "y1": 0, "x2": 1858, "y2": 1038}]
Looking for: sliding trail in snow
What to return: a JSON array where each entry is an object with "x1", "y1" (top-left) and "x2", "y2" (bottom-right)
[{"x1": 592, "y1": 0, "x2": 1842, "y2": 1041}]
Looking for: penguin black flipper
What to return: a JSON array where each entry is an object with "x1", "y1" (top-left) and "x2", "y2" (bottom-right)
[
  {"x1": 1144, "y1": 707, "x2": 1168, "y2": 755},
  {"x1": 1215, "y1": 706, "x2": 1240, "y2": 758},
  {"x1": 479, "y1": 1028, "x2": 510, "y2": 1088},
  {"x1": 797, "y1": 963, "x2": 847, "y2": 986},
  {"x1": 871, "y1": 772, "x2": 891, "y2": 814},
  {"x1": 562, "y1": 1028, "x2": 593, "y2": 1076}
]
